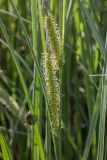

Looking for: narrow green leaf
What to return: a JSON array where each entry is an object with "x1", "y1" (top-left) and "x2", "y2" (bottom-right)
[
  {"x1": 0, "y1": 18, "x2": 45, "y2": 160},
  {"x1": 37, "y1": 0, "x2": 47, "y2": 52},
  {"x1": 0, "y1": 39, "x2": 33, "y2": 77},
  {"x1": 82, "y1": 83, "x2": 101, "y2": 160},
  {"x1": 31, "y1": 0, "x2": 39, "y2": 159},
  {"x1": 97, "y1": 78, "x2": 106, "y2": 160},
  {"x1": 78, "y1": 0, "x2": 105, "y2": 57},
  {"x1": 0, "y1": 131, "x2": 13, "y2": 160},
  {"x1": 0, "y1": 18, "x2": 33, "y2": 114},
  {"x1": 96, "y1": 30, "x2": 107, "y2": 160},
  {"x1": 9, "y1": 0, "x2": 48, "y2": 109},
  {"x1": 0, "y1": 9, "x2": 30, "y2": 24}
]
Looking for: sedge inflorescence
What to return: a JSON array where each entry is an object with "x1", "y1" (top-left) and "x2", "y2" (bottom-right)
[
  {"x1": 42, "y1": 53, "x2": 60, "y2": 137},
  {"x1": 41, "y1": 12, "x2": 62, "y2": 137},
  {"x1": 44, "y1": 12, "x2": 62, "y2": 70}
]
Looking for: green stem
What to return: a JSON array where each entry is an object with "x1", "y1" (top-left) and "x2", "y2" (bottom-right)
[
  {"x1": 37, "y1": 0, "x2": 47, "y2": 53},
  {"x1": 0, "y1": 17, "x2": 45, "y2": 160},
  {"x1": 31, "y1": 0, "x2": 39, "y2": 160}
]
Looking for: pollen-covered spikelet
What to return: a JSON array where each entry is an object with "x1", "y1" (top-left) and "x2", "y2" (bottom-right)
[
  {"x1": 44, "y1": 12, "x2": 62, "y2": 70},
  {"x1": 42, "y1": 53, "x2": 60, "y2": 137}
]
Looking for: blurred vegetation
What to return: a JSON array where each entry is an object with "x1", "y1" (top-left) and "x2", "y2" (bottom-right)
[{"x1": 0, "y1": 0, "x2": 107, "y2": 160}]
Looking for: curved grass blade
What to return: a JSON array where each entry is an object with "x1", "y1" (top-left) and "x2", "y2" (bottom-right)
[
  {"x1": 78, "y1": 1, "x2": 106, "y2": 160},
  {"x1": 0, "y1": 18, "x2": 33, "y2": 114},
  {"x1": 78, "y1": 0, "x2": 105, "y2": 57},
  {"x1": 9, "y1": 0, "x2": 48, "y2": 109},
  {"x1": 0, "y1": 18, "x2": 45, "y2": 160},
  {"x1": 0, "y1": 131, "x2": 13, "y2": 160},
  {"x1": 0, "y1": 39, "x2": 33, "y2": 77},
  {"x1": 0, "y1": 9, "x2": 30, "y2": 24}
]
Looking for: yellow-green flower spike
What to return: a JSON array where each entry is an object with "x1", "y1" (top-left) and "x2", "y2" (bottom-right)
[
  {"x1": 42, "y1": 53, "x2": 60, "y2": 137},
  {"x1": 44, "y1": 12, "x2": 62, "y2": 70}
]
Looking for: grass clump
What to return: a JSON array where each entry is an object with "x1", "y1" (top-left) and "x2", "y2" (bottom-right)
[{"x1": 0, "y1": 0, "x2": 107, "y2": 160}]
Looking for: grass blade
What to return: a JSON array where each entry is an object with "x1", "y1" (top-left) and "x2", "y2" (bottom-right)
[
  {"x1": 0, "y1": 18, "x2": 45, "y2": 160},
  {"x1": 96, "y1": 31, "x2": 107, "y2": 160},
  {"x1": 0, "y1": 131, "x2": 13, "y2": 160},
  {"x1": 0, "y1": 18, "x2": 33, "y2": 114},
  {"x1": 0, "y1": 39, "x2": 33, "y2": 77},
  {"x1": 78, "y1": 0, "x2": 105, "y2": 57},
  {"x1": 31, "y1": 0, "x2": 39, "y2": 159},
  {"x1": 37, "y1": 0, "x2": 47, "y2": 52},
  {"x1": 97, "y1": 78, "x2": 106, "y2": 160},
  {"x1": 9, "y1": 0, "x2": 48, "y2": 111},
  {"x1": 78, "y1": 2, "x2": 106, "y2": 160},
  {"x1": 82, "y1": 83, "x2": 101, "y2": 160},
  {"x1": 0, "y1": 9, "x2": 30, "y2": 24}
]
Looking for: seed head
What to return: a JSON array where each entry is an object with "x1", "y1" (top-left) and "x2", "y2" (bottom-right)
[
  {"x1": 44, "y1": 12, "x2": 62, "y2": 70},
  {"x1": 42, "y1": 53, "x2": 60, "y2": 137}
]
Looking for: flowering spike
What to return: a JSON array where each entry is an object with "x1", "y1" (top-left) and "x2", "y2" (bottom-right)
[
  {"x1": 42, "y1": 53, "x2": 60, "y2": 137},
  {"x1": 44, "y1": 12, "x2": 62, "y2": 70}
]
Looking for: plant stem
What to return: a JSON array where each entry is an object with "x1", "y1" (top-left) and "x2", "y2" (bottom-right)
[{"x1": 31, "y1": 0, "x2": 40, "y2": 160}]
